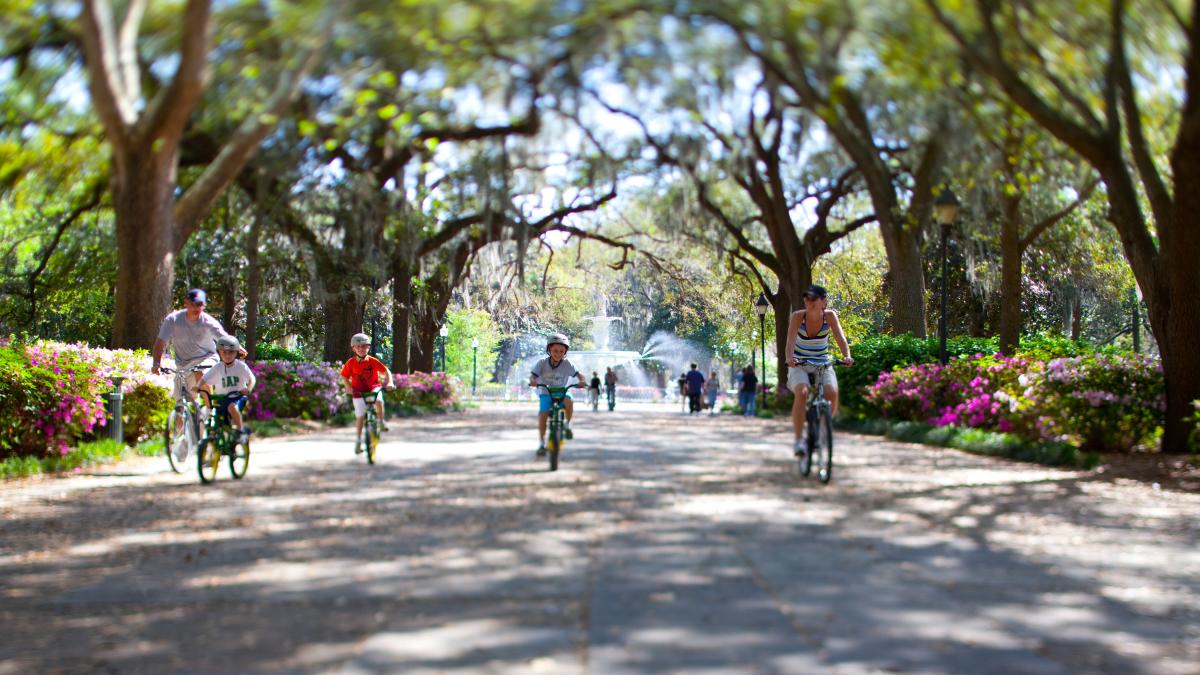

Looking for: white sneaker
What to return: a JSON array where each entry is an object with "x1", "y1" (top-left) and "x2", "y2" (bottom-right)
[
  {"x1": 793, "y1": 440, "x2": 807, "y2": 458},
  {"x1": 354, "y1": 442, "x2": 363, "y2": 455}
]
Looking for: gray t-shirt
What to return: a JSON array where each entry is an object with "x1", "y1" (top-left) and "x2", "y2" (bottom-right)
[
  {"x1": 157, "y1": 310, "x2": 229, "y2": 364},
  {"x1": 530, "y1": 357, "x2": 580, "y2": 388}
]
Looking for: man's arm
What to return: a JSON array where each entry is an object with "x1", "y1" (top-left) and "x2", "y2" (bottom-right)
[{"x1": 152, "y1": 339, "x2": 167, "y2": 374}]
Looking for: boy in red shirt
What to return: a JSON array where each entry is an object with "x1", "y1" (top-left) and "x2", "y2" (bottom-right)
[{"x1": 340, "y1": 333, "x2": 395, "y2": 453}]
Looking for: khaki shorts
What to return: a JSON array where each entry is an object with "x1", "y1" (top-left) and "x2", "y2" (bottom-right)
[{"x1": 787, "y1": 364, "x2": 838, "y2": 392}]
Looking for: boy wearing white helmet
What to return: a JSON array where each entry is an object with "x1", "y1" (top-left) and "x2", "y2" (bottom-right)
[
  {"x1": 199, "y1": 335, "x2": 256, "y2": 443},
  {"x1": 529, "y1": 333, "x2": 587, "y2": 455},
  {"x1": 340, "y1": 332, "x2": 395, "y2": 453}
]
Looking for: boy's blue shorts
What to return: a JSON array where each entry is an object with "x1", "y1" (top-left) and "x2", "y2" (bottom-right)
[{"x1": 538, "y1": 392, "x2": 572, "y2": 413}]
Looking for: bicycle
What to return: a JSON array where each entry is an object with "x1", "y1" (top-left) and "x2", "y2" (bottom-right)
[
  {"x1": 161, "y1": 364, "x2": 211, "y2": 474},
  {"x1": 356, "y1": 387, "x2": 384, "y2": 465},
  {"x1": 196, "y1": 391, "x2": 250, "y2": 484},
  {"x1": 538, "y1": 383, "x2": 585, "y2": 471},
  {"x1": 796, "y1": 358, "x2": 846, "y2": 484}
]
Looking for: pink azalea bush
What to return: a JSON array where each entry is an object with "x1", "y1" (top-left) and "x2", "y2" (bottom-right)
[
  {"x1": 246, "y1": 360, "x2": 342, "y2": 420},
  {"x1": 389, "y1": 371, "x2": 460, "y2": 412},
  {"x1": 866, "y1": 351, "x2": 1164, "y2": 452}
]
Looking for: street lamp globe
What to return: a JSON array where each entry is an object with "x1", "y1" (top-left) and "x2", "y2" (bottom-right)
[
  {"x1": 471, "y1": 337, "x2": 479, "y2": 348},
  {"x1": 439, "y1": 325, "x2": 449, "y2": 338},
  {"x1": 755, "y1": 292, "x2": 770, "y2": 316},
  {"x1": 934, "y1": 189, "x2": 960, "y2": 225}
]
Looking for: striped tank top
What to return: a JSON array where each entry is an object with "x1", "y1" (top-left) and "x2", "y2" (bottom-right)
[{"x1": 793, "y1": 312, "x2": 831, "y2": 362}]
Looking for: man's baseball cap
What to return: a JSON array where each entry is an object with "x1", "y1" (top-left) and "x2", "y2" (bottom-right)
[
  {"x1": 803, "y1": 285, "x2": 827, "y2": 300},
  {"x1": 186, "y1": 288, "x2": 207, "y2": 304}
]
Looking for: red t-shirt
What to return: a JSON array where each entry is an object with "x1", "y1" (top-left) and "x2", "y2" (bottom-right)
[{"x1": 341, "y1": 356, "x2": 389, "y2": 397}]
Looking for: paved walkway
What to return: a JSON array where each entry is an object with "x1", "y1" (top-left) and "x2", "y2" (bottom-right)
[{"x1": 1, "y1": 403, "x2": 1197, "y2": 673}]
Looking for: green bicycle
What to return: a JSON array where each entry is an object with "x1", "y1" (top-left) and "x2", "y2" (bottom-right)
[
  {"x1": 196, "y1": 392, "x2": 251, "y2": 484},
  {"x1": 539, "y1": 383, "x2": 585, "y2": 471}
]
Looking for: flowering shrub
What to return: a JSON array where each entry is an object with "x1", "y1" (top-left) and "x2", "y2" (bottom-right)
[
  {"x1": 121, "y1": 374, "x2": 174, "y2": 444},
  {"x1": 1021, "y1": 353, "x2": 1164, "y2": 452},
  {"x1": 0, "y1": 342, "x2": 110, "y2": 458},
  {"x1": 1187, "y1": 400, "x2": 1200, "y2": 452},
  {"x1": 866, "y1": 351, "x2": 1164, "y2": 452},
  {"x1": 247, "y1": 360, "x2": 342, "y2": 420},
  {"x1": 389, "y1": 371, "x2": 460, "y2": 412}
]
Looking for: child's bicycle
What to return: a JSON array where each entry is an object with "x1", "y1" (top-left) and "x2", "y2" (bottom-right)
[
  {"x1": 538, "y1": 383, "x2": 585, "y2": 471},
  {"x1": 356, "y1": 387, "x2": 384, "y2": 464},
  {"x1": 797, "y1": 358, "x2": 847, "y2": 484},
  {"x1": 161, "y1": 365, "x2": 210, "y2": 474},
  {"x1": 196, "y1": 391, "x2": 251, "y2": 484}
]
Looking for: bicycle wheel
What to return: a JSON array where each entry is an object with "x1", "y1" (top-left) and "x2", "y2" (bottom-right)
[
  {"x1": 548, "y1": 435, "x2": 560, "y2": 471},
  {"x1": 197, "y1": 437, "x2": 221, "y2": 484},
  {"x1": 365, "y1": 416, "x2": 378, "y2": 465},
  {"x1": 228, "y1": 437, "x2": 250, "y2": 479},
  {"x1": 816, "y1": 407, "x2": 834, "y2": 484},
  {"x1": 547, "y1": 417, "x2": 562, "y2": 471},
  {"x1": 798, "y1": 406, "x2": 816, "y2": 476},
  {"x1": 165, "y1": 406, "x2": 192, "y2": 474}
]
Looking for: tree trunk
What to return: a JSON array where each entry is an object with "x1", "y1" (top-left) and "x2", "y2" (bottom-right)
[
  {"x1": 390, "y1": 257, "x2": 413, "y2": 373},
  {"x1": 771, "y1": 285, "x2": 794, "y2": 400},
  {"x1": 882, "y1": 224, "x2": 927, "y2": 337},
  {"x1": 111, "y1": 151, "x2": 179, "y2": 348},
  {"x1": 220, "y1": 276, "x2": 237, "y2": 334},
  {"x1": 998, "y1": 196, "x2": 1022, "y2": 355},
  {"x1": 409, "y1": 311, "x2": 438, "y2": 373},
  {"x1": 243, "y1": 176, "x2": 263, "y2": 360},
  {"x1": 1159, "y1": 103, "x2": 1200, "y2": 452},
  {"x1": 320, "y1": 284, "x2": 365, "y2": 364},
  {"x1": 1071, "y1": 297, "x2": 1083, "y2": 341}
]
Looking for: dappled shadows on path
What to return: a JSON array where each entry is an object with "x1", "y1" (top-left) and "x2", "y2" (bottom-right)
[{"x1": 0, "y1": 405, "x2": 1197, "y2": 672}]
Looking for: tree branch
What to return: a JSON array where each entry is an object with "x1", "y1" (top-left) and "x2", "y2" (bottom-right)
[
  {"x1": 78, "y1": 0, "x2": 136, "y2": 136},
  {"x1": 1019, "y1": 177, "x2": 1099, "y2": 250},
  {"x1": 174, "y1": 42, "x2": 326, "y2": 243}
]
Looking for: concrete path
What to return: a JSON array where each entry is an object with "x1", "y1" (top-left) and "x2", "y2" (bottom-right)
[{"x1": 1, "y1": 403, "x2": 1197, "y2": 673}]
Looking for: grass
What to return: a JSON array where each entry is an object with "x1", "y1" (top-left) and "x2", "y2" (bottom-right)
[
  {"x1": 1, "y1": 437, "x2": 165, "y2": 480},
  {"x1": 836, "y1": 417, "x2": 1101, "y2": 470}
]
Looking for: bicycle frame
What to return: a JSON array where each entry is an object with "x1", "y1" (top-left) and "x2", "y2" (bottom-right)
[
  {"x1": 538, "y1": 383, "x2": 583, "y2": 471},
  {"x1": 798, "y1": 358, "x2": 843, "y2": 483}
]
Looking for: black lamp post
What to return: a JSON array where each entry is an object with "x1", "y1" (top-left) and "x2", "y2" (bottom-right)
[
  {"x1": 934, "y1": 189, "x2": 960, "y2": 365},
  {"x1": 755, "y1": 292, "x2": 770, "y2": 409},
  {"x1": 438, "y1": 324, "x2": 448, "y2": 372},
  {"x1": 471, "y1": 337, "x2": 479, "y2": 396}
]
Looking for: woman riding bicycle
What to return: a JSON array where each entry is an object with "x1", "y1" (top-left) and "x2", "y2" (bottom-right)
[
  {"x1": 784, "y1": 285, "x2": 854, "y2": 457},
  {"x1": 530, "y1": 333, "x2": 587, "y2": 456}
]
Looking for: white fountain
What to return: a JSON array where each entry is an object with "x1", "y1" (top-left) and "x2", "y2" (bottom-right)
[{"x1": 566, "y1": 293, "x2": 643, "y2": 375}]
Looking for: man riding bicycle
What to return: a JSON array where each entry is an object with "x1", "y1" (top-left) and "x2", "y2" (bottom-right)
[{"x1": 152, "y1": 288, "x2": 244, "y2": 398}]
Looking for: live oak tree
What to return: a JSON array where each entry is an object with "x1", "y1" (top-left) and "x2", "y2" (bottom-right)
[
  {"x1": 929, "y1": 0, "x2": 1200, "y2": 451},
  {"x1": 76, "y1": 0, "x2": 324, "y2": 348}
]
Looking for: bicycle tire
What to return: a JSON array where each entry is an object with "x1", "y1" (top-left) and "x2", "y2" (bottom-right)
[
  {"x1": 229, "y1": 438, "x2": 250, "y2": 479},
  {"x1": 548, "y1": 434, "x2": 560, "y2": 471},
  {"x1": 798, "y1": 406, "x2": 817, "y2": 476},
  {"x1": 365, "y1": 416, "x2": 377, "y2": 464},
  {"x1": 197, "y1": 438, "x2": 220, "y2": 484},
  {"x1": 165, "y1": 407, "x2": 192, "y2": 474},
  {"x1": 816, "y1": 406, "x2": 834, "y2": 484}
]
